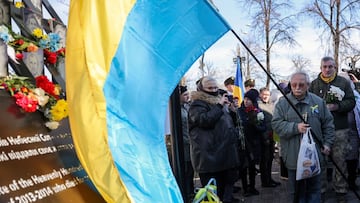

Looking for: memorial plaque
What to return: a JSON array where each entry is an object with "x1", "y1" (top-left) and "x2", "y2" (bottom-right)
[{"x1": 0, "y1": 90, "x2": 105, "y2": 203}]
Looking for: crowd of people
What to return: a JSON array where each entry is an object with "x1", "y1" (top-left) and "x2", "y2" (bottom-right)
[{"x1": 178, "y1": 56, "x2": 360, "y2": 203}]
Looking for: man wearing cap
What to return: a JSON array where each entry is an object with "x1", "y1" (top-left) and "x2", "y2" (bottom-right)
[
  {"x1": 224, "y1": 76, "x2": 235, "y2": 94},
  {"x1": 244, "y1": 79, "x2": 255, "y2": 92}
]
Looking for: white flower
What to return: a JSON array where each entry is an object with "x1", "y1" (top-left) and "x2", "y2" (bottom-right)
[
  {"x1": 328, "y1": 85, "x2": 345, "y2": 101},
  {"x1": 45, "y1": 121, "x2": 59, "y2": 130},
  {"x1": 33, "y1": 88, "x2": 49, "y2": 106},
  {"x1": 257, "y1": 112, "x2": 264, "y2": 121}
]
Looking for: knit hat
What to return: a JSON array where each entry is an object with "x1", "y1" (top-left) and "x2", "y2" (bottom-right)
[
  {"x1": 180, "y1": 85, "x2": 188, "y2": 94},
  {"x1": 244, "y1": 89, "x2": 259, "y2": 104}
]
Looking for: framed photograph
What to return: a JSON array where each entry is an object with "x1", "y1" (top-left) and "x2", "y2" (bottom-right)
[
  {"x1": 30, "y1": 0, "x2": 42, "y2": 12},
  {"x1": 24, "y1": 12, "x2": 42, "y2": 33},
  {"x1": 0, "y1": 40, "x2": 7, "y2": 77},
  {"x1": 0, "y1": 1, "x2": 10, "y2": 25},
  {"x1": 23, "y1": 49, "x2": 44, "y2": 77},
  {"x1": 54, "y1": 23, "x2": 66, "y2": 48}
]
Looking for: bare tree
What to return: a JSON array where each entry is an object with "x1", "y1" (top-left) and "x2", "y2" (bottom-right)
[
  {"x1": 237, "y1": 0, "x2": 298, "y2": 88},
  {"x1": 233, "y1": 39, "x2": 262, "y2": 82},
  {"x1": 341, "y1": 40, "x2": 360, "y2": 70},
  {"x1": 303, "y1": 0, "x2": 360, "y2": 70},
  {"x1": 204, "y1": 61, "x2": 216, "y2": 76},
  {"x1": 291, "y1": 55, "x2": 311, "y2": 71},
  {"x1": 198, "y1": 54, "x2": 205, "y2": 77},
  {"x1": 197, "y1": 55, "x2": 216, "y2": 77}
]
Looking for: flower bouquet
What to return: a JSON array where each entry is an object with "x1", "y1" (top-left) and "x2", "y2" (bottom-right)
[
  {"x1": 245, "y1": 106, "x2": 264, "y2": 126},
  {"x1": 0, "y1": 75, "x2": 68, "y2": 129},
  {"x1": 325, "y1": 85, "x2": 345, "y2": 103},
  {"x1": 0, "y1": 24, "x2": 65, "y2": 65}
]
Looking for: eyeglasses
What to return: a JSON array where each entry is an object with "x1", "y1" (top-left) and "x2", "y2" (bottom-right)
[{"x1": 290, "y1": 83, "x2": 306, "y2": 88}]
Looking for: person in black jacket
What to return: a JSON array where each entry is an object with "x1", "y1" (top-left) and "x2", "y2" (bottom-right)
[
  {"x1": 237, "y1": 89, "x2": 266, "y2": 197},
  {"x1": 188, "y1": 76, "x2": 240, "y2": 203}
]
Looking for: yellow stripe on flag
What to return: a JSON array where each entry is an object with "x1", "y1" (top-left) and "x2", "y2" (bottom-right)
[{"x1": 66, "y1": 1, "x2": 135, "y2": 202}]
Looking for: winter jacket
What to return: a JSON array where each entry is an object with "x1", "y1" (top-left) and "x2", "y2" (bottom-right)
[
  {"x1": 309, "y1": 74, "x2": 355, "y2": 130},
  {"x1": 238, "y1": 104, "x2": 266, "y2": 164},
  {"x1": 188, "y1": 91, "x2": 240, "y2": 173},
  {"x1": 259, "y1": 101, "x2": 274, "y2": 144},
  {"x1": 272, "y1": 92, "x2": 335, "y2": 170}
]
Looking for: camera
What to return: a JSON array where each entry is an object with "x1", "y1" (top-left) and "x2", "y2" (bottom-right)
[
  {"x1": 226, "y1": 95, "x2": 234, "y2": 103},
  {"x1": 342, "y1": 63, "x2": 360, "y2": 81}
]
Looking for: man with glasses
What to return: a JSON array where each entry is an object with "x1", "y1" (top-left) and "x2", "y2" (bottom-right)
[
  {"x1": 309, "y1": 56, "x2": 355, "y2": 203},
  {"x1": 258, "y1": 87, "x2": 280, "y2": 188},
  {"x1": 272, "y1": 71, "x2": 335, "y2": 203}
]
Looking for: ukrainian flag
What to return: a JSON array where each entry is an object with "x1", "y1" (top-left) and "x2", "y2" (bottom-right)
[
  {"x1": 233, "y1": 56, "x2": 245, "y2": 103},
  {"x1": 66, "y1": 0, "x2": 230, "y2": 202}
]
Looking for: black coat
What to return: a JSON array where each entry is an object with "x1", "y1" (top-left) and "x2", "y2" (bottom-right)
[
  {"x1": 188, "y1": 91, "x2": 240, "y2": 173},
  {"x1": 238, "y1": 103, "x2": 266, "y2": 164}
]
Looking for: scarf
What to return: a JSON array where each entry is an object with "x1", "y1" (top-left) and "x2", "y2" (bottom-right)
[{"x1": 320, "y1": 73, "x2": 336, "y2": 83}]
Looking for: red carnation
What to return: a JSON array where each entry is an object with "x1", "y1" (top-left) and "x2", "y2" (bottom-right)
[
  {"x1": 245, "y1": 106, "x2": 257, "y2": 113},
  {"x1": 46, "y1": 52, "x2": 57, "y2": 64},
  {"x1": 15, "y1": 52, "x2": 23, "y2": 60},
  {"x1": 44, "y1": 49, "x2": 57, "y2": 64},
  {"x1": 56, "y1": 48, "x2": 65, "y2": 56},
  {"x1": 14, "y1": 92, "x2": 38, "y2": 112},
  {"x1": 17, "y1": 39, "x2": 24, "y2": 45},
  {"x1": 35, "y1": 75, "x2": 57, "y2": 97}
]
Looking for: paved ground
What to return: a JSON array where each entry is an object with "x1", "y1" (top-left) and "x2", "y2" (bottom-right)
[
  {"x1": 194, "y1": 157, "x2": 360, "y2": 203},
  {"x1": 231, "y1": 158, "x2": 360, "y2": 203}
]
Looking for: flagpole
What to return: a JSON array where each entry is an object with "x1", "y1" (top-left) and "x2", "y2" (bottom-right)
[
  {"x1": 169, "y1": 85, "x2": 186, "y2": 200},
  {"x1": 229, "y1": 28, "x2": 360, "y2": 201}
]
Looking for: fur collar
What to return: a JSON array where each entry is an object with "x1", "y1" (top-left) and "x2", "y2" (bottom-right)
[{"x1": 191, "y1": 91, "x2": 220, "y2": 105}]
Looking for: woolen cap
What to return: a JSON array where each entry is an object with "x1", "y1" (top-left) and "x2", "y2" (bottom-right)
[{"x1": 244, "y1": 89, "x2": 259, "y2": 104}]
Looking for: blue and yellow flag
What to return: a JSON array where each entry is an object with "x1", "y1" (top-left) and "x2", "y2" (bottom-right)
[
  {"x1": 233, "y1": 56, "x2": 245, "y2": 103},
  {"x1": 66, "y1": 0, "x2": 230, "y2": 202}
]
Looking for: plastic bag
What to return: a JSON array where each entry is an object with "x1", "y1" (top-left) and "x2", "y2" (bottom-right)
[
  {"x1": 192, "y1": 178, "x2": 220, "y2": 203},
  {"x1": 296, "y1": 128, "x2": 321, "y2": 180}
]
